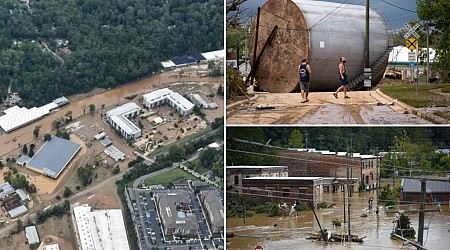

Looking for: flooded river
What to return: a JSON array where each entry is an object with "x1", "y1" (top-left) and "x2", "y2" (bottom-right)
[
  {"x1": 0, "y1": 71, "x2": 222, "y2": 156},
  {"x1": 227, "y1": 191, "x2": 450, "y2": 249}
]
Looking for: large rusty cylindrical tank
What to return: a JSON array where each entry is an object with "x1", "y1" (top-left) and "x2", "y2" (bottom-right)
[{"x1": 249, "y1": 0, "x2": 389, "y2": 92}]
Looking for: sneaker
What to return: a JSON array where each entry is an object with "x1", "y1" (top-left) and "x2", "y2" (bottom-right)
[
  {"x1": 344, "y1": 96, "x2": 350, "y2": 99},
  {"x1": 333, "y1": 93, "x2": 338, "y2": 99}
]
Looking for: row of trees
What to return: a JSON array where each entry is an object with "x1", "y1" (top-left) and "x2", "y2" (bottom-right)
[
  {"x1": 0, "y1": 0, "x2": 223, "y2": 106},
  {"x1": 227, "y1": 127, "x2": 450, "y2": 170},
  {"x1": 3, "y1": 168, "x2": 37, "y2": 193}
]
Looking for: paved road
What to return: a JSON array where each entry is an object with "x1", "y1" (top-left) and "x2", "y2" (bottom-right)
[{"x1": 227, "y1": 91, "x2": 432, "y2": 124}]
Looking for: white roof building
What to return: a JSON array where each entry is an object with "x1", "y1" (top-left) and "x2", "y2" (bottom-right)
[
  {"x1": 106, "y1": 103, "x2": 141, "y2": 139},
  {"x1": 73, "y1": 204, "x2": 130, "y2": 250},
  {"x1": 143, "y1": 88, "x2": 194, "y2": 116},
  {"x1": 0, "y1": 182, "x2": 15, "y2": 199},
  {"x1": 25, "y1": 226, "x2": 40, "y2": 245},
  {"x1": 192, "y1": 94, "x2": 208, "y2": 108},
  {"x1": 161, "y1": 60, "x2": 176, "y2": 68},
  {"x1": 44, "y1": 244, "x2": 60, "y2": 250},
  {"x1": 104, "y1": 146, "x2": 125, "y2": 162},
  {"x1": 201, "y1": 50, "x2": 225, "y2": 61},
  {"x1": 0, "y1": 102, "x2": 58, "y2": 133}
]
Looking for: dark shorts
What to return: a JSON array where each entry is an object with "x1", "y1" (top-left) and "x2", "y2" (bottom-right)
[
  {"x1": 339, "y1": 77, "x2": 348, "y2": 85},
  {"x1": 300, "y1": 81, "x2": 310, "y2": 91}
]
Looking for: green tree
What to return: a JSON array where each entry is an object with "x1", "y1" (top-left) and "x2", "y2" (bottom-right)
[
  {"x1": 226, "y1": 66, "x2": 246, "y2": 99},
  {"x1": 89, "y1": 104, "x2": 95, "y2": 115},
  {"x1": 288, "y1": 129, "x2": 305, "y2": 148},
  {"x1": 417, "y1": 0, "x2": 450, "y2": 82},
  {"x1": 63, "y1": 186, "x2": 73, "y2": 198},
  {"x1": 33, "y1": 126, "x2": 40, "y2": 138},
  {"x1": 22, "y1": 144, "x2": 28, "y2": 155},
  {"x1": 77, "y1": 165, "x2": 94, "y2": 186},
  {"x1": 112, "y1": 166, "x2": 120, "y2": 174},
  {"x1": 44, "y1": 133, "x2": 52, "y2": 141},
  {"x1": 217, "y1": 84, "x2": 224, "y2": 96},
  {"x1": 17, "y1": 219, "x2": 23, "y2": 232}
]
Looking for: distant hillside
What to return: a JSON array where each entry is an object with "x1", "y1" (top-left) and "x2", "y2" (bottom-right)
[{"x1": 0, "y1": 0, "x2": 223, "y2": 107}]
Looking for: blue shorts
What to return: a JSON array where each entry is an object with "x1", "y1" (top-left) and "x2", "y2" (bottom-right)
[{"x1": 339, "y1": 77, "x2": 348, "y2": 85}]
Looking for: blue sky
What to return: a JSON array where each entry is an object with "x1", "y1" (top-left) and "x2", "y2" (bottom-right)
[{"x1": 240, "y1": 0, "x2": 419, "y2": 30}]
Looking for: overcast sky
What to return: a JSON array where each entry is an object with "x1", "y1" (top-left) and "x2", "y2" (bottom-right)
[{"x1": 240, "y1": 0, "x2": 419, "y2": 30}]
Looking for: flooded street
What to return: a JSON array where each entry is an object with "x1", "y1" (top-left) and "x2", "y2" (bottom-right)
[{"x1": 227, "y1": 191, "x2": 450, "y2": 249}]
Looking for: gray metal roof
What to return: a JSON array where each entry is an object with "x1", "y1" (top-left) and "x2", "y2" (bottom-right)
[
  {"x1": 402, "y1": 178, "x2": 450, "y2": 193},
  {"x1": 157, "y1": 191, "x2": 198, "y2": 232},
  {"x1": 201, "y1": 190, "x2": 224, "y2": 229},
  {"x1": 0, "y1": 182, "x2": 15, "y2": 199},
  {"x1": 27, "y1": 136, "x2": 82, "y2": 178},
  {"x1": 25, "y1": 226, "x2": 40, "y2": 244},
  {"x1": 100, "y1": 136, "x2": 112, "y2": 147},
  {"x1": 9, "y1": 205, "x2": 28, "y2": 218},
  {"x1": 17, "y1": 155, "x2": 31, "y2": 165}
]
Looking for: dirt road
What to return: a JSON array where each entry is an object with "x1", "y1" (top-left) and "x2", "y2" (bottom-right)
[
  {"x1": 226, "y1": 90, "x2": 432, "y2": 124},
  {"x1": 0, "y1": 72, "x2": 221, "y2": 157}
]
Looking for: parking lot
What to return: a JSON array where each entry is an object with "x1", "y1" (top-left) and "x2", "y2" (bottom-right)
[{"x1": 130, "y1": 186, "x2": 224, "y2": 250}]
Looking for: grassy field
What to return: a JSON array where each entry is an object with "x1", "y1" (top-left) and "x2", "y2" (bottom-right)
[
  {"x1": 149, "y1": 127, "x2": 212, "y2": 157},
  {"x1": 378, "y1": 80, "x2": 450, "y2": 108},
  {"x1": 144, "y1": 168, "x2": 200, "y2": 187}
]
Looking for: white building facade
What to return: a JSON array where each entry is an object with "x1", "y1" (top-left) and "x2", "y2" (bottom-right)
[
  {"x1": 106, "y1": 102, "x2": 141, "y2": 139},
  {"x1": 143, "y1": 88, "x2": 194, "y2": 116}
]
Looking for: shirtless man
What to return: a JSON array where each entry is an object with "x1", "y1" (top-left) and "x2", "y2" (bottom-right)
[{"x1": 333, "y1": 56, "x2": 350, "y2": 99}]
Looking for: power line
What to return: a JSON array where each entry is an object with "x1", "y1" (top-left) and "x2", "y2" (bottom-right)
[
  {"x1": 308, "y1": 0, "x2": 352, "y2": 30},
  {"x1": 227, "y1": 148, "x2": 450, "y2": 175},
  {"x1": 379, "y1": 0, "x2": 417, "y2": 14}
]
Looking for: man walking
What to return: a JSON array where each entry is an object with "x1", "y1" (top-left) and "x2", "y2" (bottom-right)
[
  {"x1": 333, "y1": 56, "x2": 350, "y2": 99},
  {"x1": 298, "y1": 58, "x2": 312, "y2": 103}
]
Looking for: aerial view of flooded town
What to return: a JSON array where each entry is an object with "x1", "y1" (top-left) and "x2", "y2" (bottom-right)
[{"x1": 0, "y1": 0, "x2": 224, "y2": 249}]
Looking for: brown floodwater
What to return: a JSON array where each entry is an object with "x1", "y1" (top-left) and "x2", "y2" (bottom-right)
[{"x1": 227, "y1": 191, "x2": 450, "y2": 250}]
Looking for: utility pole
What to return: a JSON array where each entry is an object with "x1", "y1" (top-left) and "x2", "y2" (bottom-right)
[
  {"x1": 346, "y1": 151, "x2": 351, "y2": 240},
  {"x1": 364, "y1": 0, "x2": 370, "y2": 68},
  {"x1": 304, "y1": 131, "x2": 309, "y2": 148},
  {"x1": 250, "y1": 7, "x2": 260, "y2": 86},
  {"x1": 393, "y1": 150, "x2": 396, "y2": 187},
  {"x1": 418, "y1": 179, "x2": 426, "y2": 245},
  {"x1": 375, "y1": 147, "x2": 380, "y2": 214}
]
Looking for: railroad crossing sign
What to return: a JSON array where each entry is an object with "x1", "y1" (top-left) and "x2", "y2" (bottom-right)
[
  {"x1": 404, "y1": 23, "x2": 420, "y2": 39},
  {"x1": 405, "y1": 38, "x2": 418, "y2": 51}
]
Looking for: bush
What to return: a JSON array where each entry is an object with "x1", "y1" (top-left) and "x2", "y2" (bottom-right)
[
  {"x1": 55, "y1": 195, "x2": 61, "y2": 200},
  {"x1": 63, "y1": 187, "x2": 73, "y2": 198},
  {"x1": 332, "y1": 218, "x2": 341, "y2": 226}
]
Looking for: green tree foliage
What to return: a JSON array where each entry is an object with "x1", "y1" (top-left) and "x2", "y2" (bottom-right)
[
  {"x1": 63, "y1": 186, "x2": 73, "y2": 198},
  {"x1": 44, "y1": 133, "x2": 52, "y2": 141},
  {"x1": 394, "y1": 214, "x2": 416, "y2": 239},
  {"x1": 112, "y1": 166, "x2": 120, "y2": 174},
  {"x1": 226, "y1": 66, "x2": 246, "y2": 99},
  {"x1": 77, "y1": 165, "x2": 94, "y2": 186},
  {"x1": 36, "y1": 200, "x2": 71, "y2": 224},
  {"x1": 417, "y1": 0, "x2": 450, "y2": 82},
  {"x1": 22, "y1": 144, "x2": 28, "y2": 155},
  {"x1": 33, "y1": 126, "x2": 40, "y2": 138},
  {"x1": 200, "y1": 147, "x2": 218, "y2": 168},
  {"x1": 89, "y1": 104, "x2": 95, "y2": 115},
  {"x1": 0, "y1": 0, "x2": 223, "y2": 108},
  {"x1": 168, "y1": 145, "x2": 186, "y2": 162},
  {"x1": 288, "y1": 129, "x2": 304, "y2": 148},
  {"x1": 227, "y1": 127, "x2": 279, "y2": 166},
  {"x1": 3, "y1": 170, "x2": 37, "y2": 193},
  {"x1": 217, "y1": 84, "x2": 224, "y2": 96}
]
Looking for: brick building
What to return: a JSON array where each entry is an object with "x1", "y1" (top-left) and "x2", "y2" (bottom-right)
[
  {"x1": 401, "y1": 178, "x2": 450, "y2": 204},
  {"x1": 241, "y1": 177, "x2": 322, "y2": 205},
  {"x1": 226, "y1": 166, "x2": 289, "y2": 188},
  {"x1": 279, "y1": 149, "x2": 379, "y2": 192}
]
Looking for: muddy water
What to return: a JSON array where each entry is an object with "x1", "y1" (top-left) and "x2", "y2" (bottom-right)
[
  {"x1": 227, "y1": 191, "x2": 450, "y2": 249},
  {"x1": 0, "y1": 72, "x2": 221, "y2": 156}
]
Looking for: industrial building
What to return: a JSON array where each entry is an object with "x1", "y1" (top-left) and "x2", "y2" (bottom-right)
[
  {"x1": 192, "y1": 94, "x2": 209, "y2": 109},
  {"x1": 106, "y1": 102, "x2": 142, "y2": 139},
  {"x1": 0, "y1": 182, "x2": 15, "y2": 200},
  {"x1": 25, "y1": 226, "x2": 40, "y2": 245},
  {"x1": 155, "y1": 191, "x2": 199, "y2": 236},
  {"x1": 26, "y1": 136, "x2": 82, "y2": 179},
  {"x1": 73, "y1": 204, "x2": 130, "y2": 250},
  {"x1": 200, "y1": 190, "x2": 224, "y2": 234},
  {"x1": 279, "y1": 149, "x2": 379, "y2": 191},
  {"x1": 226, "y1": 166, "x2": 289, "y2": 187},
  {"x1": 160, "y1": 49, "x2": 224, "y2": 69},
  {"x1": 0, "y1": 96, "x2": 68, "y2": 133},
  {"x1": 401, "y1": 179, "x2": 450, "y2": 204},
  {"x1": 143, "y1": 88, "x2": 194, "y2": 116}
]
